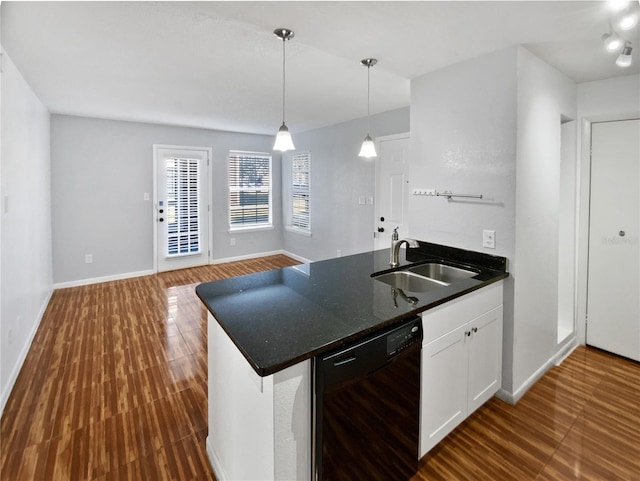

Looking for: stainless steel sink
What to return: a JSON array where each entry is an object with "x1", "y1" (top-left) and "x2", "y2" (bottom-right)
[
  {"x1": 373, "y1": 271, "x2": 449, "y2": 292},
  {"x1": 407, "y1": 263, "x2": 477, "y2": 283}
]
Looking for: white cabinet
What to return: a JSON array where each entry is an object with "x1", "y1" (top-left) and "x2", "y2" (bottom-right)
[{"x1": 419, "y1": 282, "x2": 503, "y2": 457}]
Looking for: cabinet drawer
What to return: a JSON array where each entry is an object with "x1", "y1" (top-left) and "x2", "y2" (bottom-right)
[{"x1": 422, "y1": 281, "x2": 503, "y2": 344}]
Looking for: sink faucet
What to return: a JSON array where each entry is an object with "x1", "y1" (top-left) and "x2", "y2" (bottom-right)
[{"x1": 390, "y1": 227, "x2": 420, "y2": 267}]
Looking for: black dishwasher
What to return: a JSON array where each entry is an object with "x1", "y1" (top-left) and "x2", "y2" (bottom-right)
[{"x1": 314, "y1": 316, "x2": 422, "y2": 481}]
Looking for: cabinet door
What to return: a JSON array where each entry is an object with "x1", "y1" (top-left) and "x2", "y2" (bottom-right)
[
  {"x1": 419, "y1": 325, "x2": 468, "y2": 457},
  {"x1": 467, "y1": 305, "x2": 503, "y2": 414}
]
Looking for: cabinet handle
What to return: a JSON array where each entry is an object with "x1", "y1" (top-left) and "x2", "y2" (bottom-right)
[
  {"x1": 472, "y1": 327, "x2": 478, "y2": 333},
  {"x1": 465, "y1": 331, "x2": 471, "y2": 337}
]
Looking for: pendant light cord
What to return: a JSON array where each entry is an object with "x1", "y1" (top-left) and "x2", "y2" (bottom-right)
[
  {"x1": 282, "y1": 37, "x2": 286, "y2": 125},
  {"x1": 367, "y1": 64, "x2": 371, "y2": 135}
]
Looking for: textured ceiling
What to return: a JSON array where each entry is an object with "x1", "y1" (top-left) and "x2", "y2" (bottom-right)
[{"x1": 2, "y1": 1, "x2": 638, "y2": 135}]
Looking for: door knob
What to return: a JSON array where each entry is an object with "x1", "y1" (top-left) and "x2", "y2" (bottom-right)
[
  {"x1": 378, "y1": 227, "x2": 385, "y2": 233},
  {"x1": 619, "y1": 230, "x2": 626, "y2": 237},
  {"x1": 159, "y1": 218, "x2": 164, "y2": 222},
  {"x1": 380, "y1": 217, "x2": 385, "y2": 222}
]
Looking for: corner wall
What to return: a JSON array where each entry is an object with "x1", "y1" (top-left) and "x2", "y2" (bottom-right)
[
  {"x1": 512, "y1": 47, "x2": 577, "y2": 396},
  {"x1": 409, "y1": 47, "x2": 518, "y2": 393},
  {"x1": 408, "y1": 46, "x2": 580, "y2": 400},
  {"x1": 282, "y1": 107, "x2": 409, "y2": 262},
  {"x1": 1, "y1": 51, "x2": 53, "y2": 413},
  {"x1": 51, "y1": 115, "x2": 280, "y2": 284}
]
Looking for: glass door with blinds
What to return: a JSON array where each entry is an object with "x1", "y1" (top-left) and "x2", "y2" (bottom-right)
[{"x1": 154, "y1": 145, "x2": 211, "y2": 272}]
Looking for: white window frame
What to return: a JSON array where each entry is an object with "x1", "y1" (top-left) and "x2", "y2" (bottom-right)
[
  {"x1": 228, "y1": 150, "x2": 273, "y2": 232},
  {"x1": 285, "y1": 151, "x2": 311, "y2": 236}
]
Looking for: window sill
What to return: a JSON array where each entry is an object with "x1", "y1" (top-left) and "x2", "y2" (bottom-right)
[
  {"x1": 285, "y1": 225, "x2": 312, "y2": 237},
  {"x1": 228, "y1": 225, "x2": 274, "y2": 234}
]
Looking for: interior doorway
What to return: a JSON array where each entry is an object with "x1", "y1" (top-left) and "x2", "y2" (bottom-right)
[
  {"x1": 154, "y1": 145, "x2": 211, "y2": 272},
  {"x1": 374, "y1": 133, "x2": 410, "y2": 251},
  {"x1": 586, "y1": 119, "x2": 639, "y2": 361}
]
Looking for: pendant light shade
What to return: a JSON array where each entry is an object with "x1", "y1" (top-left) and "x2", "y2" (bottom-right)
[
  {"x1": 359, "y1": 58, "x2": 377, "y2": 159},
  {"x1": 274, "y1": 123, "x2": 295, "y2": 151},
  {"x1": 359, "y1": 135, "x2": 377, "y2": 158},
  {"x1": 273, "y1": 28, "x2": 295, "y2": 152}
]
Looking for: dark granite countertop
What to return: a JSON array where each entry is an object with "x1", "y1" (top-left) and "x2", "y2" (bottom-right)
[{"x1": 196, "y1": 241, "x2": 508, "y2": 376}]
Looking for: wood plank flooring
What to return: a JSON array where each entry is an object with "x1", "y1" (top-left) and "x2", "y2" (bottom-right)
[{"x1": 1, "y1": 254, "x2": 639, "y2": 480}]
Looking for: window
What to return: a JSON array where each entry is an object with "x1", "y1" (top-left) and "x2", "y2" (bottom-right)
[
  {"x1": 166, "y1": 156, "x2": 201, "y2": 255},
  {"x1": 286, "y1": 151, "x2": 311, "y2": 235},
  {"x1": 228, "y1": 151, "x2": 272, "y2": 230}
]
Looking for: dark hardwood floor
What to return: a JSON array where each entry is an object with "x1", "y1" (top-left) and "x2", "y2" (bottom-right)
[{"x1": 1, "y1": 255, "x2": 638, "y2": 480}]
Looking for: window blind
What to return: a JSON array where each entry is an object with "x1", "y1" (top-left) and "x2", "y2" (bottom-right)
[
  {"x1": 290, "y1": 152, "x2": 311, "y2": 231},
  {"x1": 166, "y1": 157, "x2": 200, "y2": 256},
  {"x1": 228, "y1": 151, "x2": 272, "y2": 228}
]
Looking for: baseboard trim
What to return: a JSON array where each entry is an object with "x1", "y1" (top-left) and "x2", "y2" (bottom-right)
[
  {"x1": 280, "y1": 250, "x2": 313, "y2": 264},
  {"x1": 53, "y1": 269, "x2": 156, "y2": 289},
  {"x1": 496, "y1": 336, "x2": 579, "y2": 405},
  {"x1": 52, "y1": 250, "x2": 312, "y2": 290},
  {"x1": 210, "y1": 249, "x2": 312, "y2": 266},
  {"x1": 0, "y1": 287, "x2": 53, "y2": 416},
  {"x1": 206, "y1": 436, "x2": 226, "y2": 481}
]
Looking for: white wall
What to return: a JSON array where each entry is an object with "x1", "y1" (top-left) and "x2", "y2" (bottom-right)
[
  {"x1": 409, "y1": 46, "x2": 579, "y2": 400},
  {"x1": 282, "y1": 107, "x2": 409, "y2": 261},
  {"x1": 575, "y1": 75, "x2": 640, "y2": 345},
  {"x1": 409, "y1": 47, "x2": 518, "y2": 393},
  {"x1": 1, "y1": 51, "x2": 53, "y2": 413},
  {"x1": 512, "y1": 47, "x2": 577, "y2": 395},
  {"x1": 51, "y1": 115, "x2": 281, "y2": 284}
]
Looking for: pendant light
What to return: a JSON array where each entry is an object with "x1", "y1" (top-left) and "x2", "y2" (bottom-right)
[
  {"x1": 358, "y1": 58, "x2": 378, "y2": 158},
  {"x1": 273, "y1": 28, "x2": 295, "y2": 152}
]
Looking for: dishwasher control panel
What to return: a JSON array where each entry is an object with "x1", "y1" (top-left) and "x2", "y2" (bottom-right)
[{"x1": 386, "y1": 317, "x2": 422, "y2": 357}]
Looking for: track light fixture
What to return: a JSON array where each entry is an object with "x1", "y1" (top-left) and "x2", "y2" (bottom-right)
[
  {"x1": 358, "y1": 58, "x2": 377, "y2": 159},
  {"x1": 618, "y1": 9, "x2": 638, "y2": 30},
  {"x1": 601, "y1": 1, "x2": 637, "y2": 68},
  {"x1": 273, "y1": 28, "x2": 295, "y2": 152},
  {"x1": 616, "y1": 43, "x2": 633, "y2": 67},
  {"x1": 602, "y1": 32, "x2": 624, "y2": 52},
  {"x1": 608, "y1": 0, "x2": 630, "y2": 12}
]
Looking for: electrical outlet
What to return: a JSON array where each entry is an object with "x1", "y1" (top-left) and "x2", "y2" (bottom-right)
[
  {"x1": 85, "y1": 254, "x2": 93, "y2": 263},
  {"x1": 337, "y1": 249, "x2": 342, "y2": 257},
  {"x1": 230, "y1": 238, "x2": 236, "y2": 246},
  {"x1": 483, "y1": 230, "x2": 496, "y2": 249}
]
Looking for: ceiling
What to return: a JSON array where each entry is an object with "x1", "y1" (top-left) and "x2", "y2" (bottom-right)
[{"x1": 2, "y1": 1, "x2": 638, "y2": 136}]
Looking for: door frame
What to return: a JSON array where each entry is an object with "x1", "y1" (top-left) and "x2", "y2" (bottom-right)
[
  {"x1": 152, "y1": 144, "x2": 213, "y2": 273},
  {"x1": 576, "y1": 114, "x2": 639, "y2": 345},
  {"x1": 374, "y1": 132, "x2": 411, "y2": 250}
]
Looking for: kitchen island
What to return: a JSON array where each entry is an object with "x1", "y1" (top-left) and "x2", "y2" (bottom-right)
[{"x1": 196, "y1": 242, "x2": 508, "y2": 480}]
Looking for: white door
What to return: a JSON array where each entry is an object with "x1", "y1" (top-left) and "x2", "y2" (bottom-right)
[
  {"x1": 154, "y1": 145, "x2": 211, "y2": 272},
  {"x1": 587, "y1": 119, "x2": 639, "y2": 361},
  {"x1": 374, "y1": 134, "x2": 410, "y2": 250},
  {"x1": 419, "y1": 324, "x2": 468, "y2": 457},
  {"x1": 467, "y1": 306, "x2": 503, "y2": 414}
]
